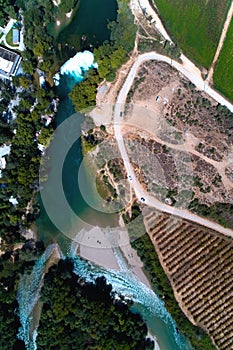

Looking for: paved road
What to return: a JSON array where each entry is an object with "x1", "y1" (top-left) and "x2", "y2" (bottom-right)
[{"x1": 113, "y1": 52, "x2": 233, "y2": 238}]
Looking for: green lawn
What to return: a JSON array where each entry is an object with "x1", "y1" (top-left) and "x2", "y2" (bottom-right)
[
  {"x1": 154, "y1": 0, "x2": 231, "y2": 68},
  {"x1": 5, "y1": 28, "x2": 18, "y2": 47},
  {"x1": 213, "y1": 18, "x2": 233, "y2": 102}
]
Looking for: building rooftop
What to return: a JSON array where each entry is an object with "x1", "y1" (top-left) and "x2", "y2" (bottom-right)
[{"x1": 0, "y1": 46, "x2": 21, "y2": 79}]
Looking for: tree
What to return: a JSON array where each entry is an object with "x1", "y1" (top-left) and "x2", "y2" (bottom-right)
[
  {"x1": 109, "y1": 0, "x2": 137, "y2": 53},
  {"x1": 0, "y1": 0, "x2": 17, "y2": 26},
  {"x1": 37, "y1": 259, "x2": 153, "y2": 349},
  {"x1": 110, "y1": 45, "x2": 127, "y2": 69},
  {"x1": 33, "y1": 42, "x2": 49, "y2": 57},
  {"x1": 18, "y1": 76, "x2": 32, "y2": 89},
  {"x1": 69, "y1": 69, "x2": 101, "y2": 112},
  {"x1": 58, "y1": 0, "x2": 76, "y2": 13},
  {"x1": 21, "y1": 60, "x2": 34, "y2": 75}
]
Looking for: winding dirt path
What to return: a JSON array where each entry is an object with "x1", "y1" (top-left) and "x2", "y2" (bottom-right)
[
  {"x1": 206, "y1": 1, "x2": 233, "y2": 83},
  {"x1": 122, "y1": 125, "x2": 233, "y2": 192}
]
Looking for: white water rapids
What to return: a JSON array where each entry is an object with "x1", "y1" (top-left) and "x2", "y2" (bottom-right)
[
  {"x1": 53, "y1": 50, "x2": 98, "y2": 86},
  {"x1": 16, "y1": 239, "x2": 190, "y2": 350}
]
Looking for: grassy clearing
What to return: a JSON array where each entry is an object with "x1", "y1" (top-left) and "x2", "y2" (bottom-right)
[
  {"x1": 213, "y1": 18, "x2": 233, "y2": 102},
  {"x1": 154, "y1": 0, "x2": 231, "y2": 68},
  {"x1": 5, "y1": 28, "x2": 18, "y2": 47}
]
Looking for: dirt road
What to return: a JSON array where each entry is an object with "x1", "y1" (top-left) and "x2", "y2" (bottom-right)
[
  {"x1": 113, "y1": 52, "x2": 233, "y2": 238},
  {"x1": 131, "y1": 0, "x2": 233, "y2": 107},
  {"x1": 207, "y1": 1, "x2": 233, "y2": 83}
]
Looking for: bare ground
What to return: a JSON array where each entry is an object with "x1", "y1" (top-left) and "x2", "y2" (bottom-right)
[{"x1": 122, "y1": 61, "x2": 233, "y2": 207}]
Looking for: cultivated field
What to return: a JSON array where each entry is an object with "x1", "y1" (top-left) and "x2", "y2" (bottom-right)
[
  {"x1": 154, "y1": 0, "x2": 231, "y2": 68},
  {"x1": 213, "y1": 18, "x2": 233, "y2": 102},
  {"x1": 144, "y1": 209, "x2": 233, "y2": 350}
]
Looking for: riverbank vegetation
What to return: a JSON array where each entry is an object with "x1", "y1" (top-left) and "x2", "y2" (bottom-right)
[
  {"x1": 81, "y1": 125, "x2": 121, "y2": 202},
  {"x1": 18, "y1": 0, "x2": 81, "y2": 81},
  {"x1": 0, "y1": 240, "x2": 45, "y2": 350},
  {"x1": 94, "y1": 0, "x2": 137, "y2": 81},
  {"x1": 57, "y1": 0, "x2": 78, "y2": 14},
  {"x1": 69, "y1": 69, "x2": 101, "y2": 112},
  {"x1": 37, "y1": 258, "x2": 154, "y2": 349},
  {"x1": 213, "y1": 18, "x2": 233, "y2": 102},
  {"x1": 153, "y1": 0, "x2": 231, "y2": 68}
]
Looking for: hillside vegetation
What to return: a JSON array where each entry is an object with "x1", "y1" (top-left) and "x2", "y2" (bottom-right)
[{"x1": 154, "y1": 0, "x2": 231, "y2": 68}]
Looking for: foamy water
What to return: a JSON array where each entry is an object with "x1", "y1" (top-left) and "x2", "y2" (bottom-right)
[
  {"x1": 53, "y1": 50, "x2": 98, "y2": 86},
  {"x1": 71, "y1": 250, "x2": 187, "y2": 349},
  {"x1": 17, "y1": 244, "x2": 60, "y2": 350}
]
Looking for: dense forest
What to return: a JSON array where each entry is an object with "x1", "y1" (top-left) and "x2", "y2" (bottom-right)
[
  {"x1": 37, "y1": 259, "x2": 154, "y2": 350},
  {"x1": 0, "y1": 0, "x2": 71, "y2": 250},
  {"x1": 0, "y1": 76, "x2": 55, "y2": 248},
  {"x1": 0, "y1": 248, "x2": 154, "y2": 349},
  {"x1": 0, "y1": 0, "x2": 18, "y2": 26}
]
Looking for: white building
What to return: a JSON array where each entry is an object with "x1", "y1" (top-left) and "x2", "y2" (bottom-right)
[
  {"x1": 0, "y1": 157, "x2": 6, "y2": 169},
  {"x1": 0, "y1": 46, "x2": 21, "y2": 80}
]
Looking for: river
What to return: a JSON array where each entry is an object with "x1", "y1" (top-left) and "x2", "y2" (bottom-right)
[
  {"x1": 49, "y1": 0, "x2": 118, "y2": 50},
  {"x1": 30, "y1": 1, "x2": 193, "y2": 349}
]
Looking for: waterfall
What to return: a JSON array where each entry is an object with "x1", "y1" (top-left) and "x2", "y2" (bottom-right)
[
  {"x1": 53, "y1": 50, "x2": 98, "y2": 86},
  {"x1": 17, "y1": 244, "x2": 61, "y2": 350}
]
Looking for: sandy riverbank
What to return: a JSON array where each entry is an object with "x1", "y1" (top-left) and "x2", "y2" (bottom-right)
[{"x1": 77, "y1": 223, "x2": 151, "y2": 287}]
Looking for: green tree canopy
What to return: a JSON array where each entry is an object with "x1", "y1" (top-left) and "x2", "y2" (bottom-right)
[
  {"x1": 37, "y1": 259, "x2": 154, "y2": 350},
  {"x1": 69, "y1": 69, "x2": 101, "y2": 112}
]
